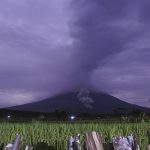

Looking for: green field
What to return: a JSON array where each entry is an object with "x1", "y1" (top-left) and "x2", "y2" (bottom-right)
[{"x1": 1, "y1": 121, "x2": 150, "y2": 150}]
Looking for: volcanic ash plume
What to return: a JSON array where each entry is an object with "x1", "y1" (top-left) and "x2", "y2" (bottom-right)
[{"x1": 77, "y1": 88, "x2": 94, "y2": 109}]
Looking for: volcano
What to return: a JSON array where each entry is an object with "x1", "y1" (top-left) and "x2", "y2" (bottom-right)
[{"x1": 8, "y1": 90, "x2": 150, "y2": 114}]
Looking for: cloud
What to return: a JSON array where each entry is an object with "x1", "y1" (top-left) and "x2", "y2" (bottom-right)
[
  {"x1": 0, "y1": 0, "x2": 75, "y2": 107},
  {"x1": 0, "y1": 0, "x2": 150, "y2": 107},
  {"x1": 0, "y1": 90, "x2": 36, "y2": 106},
  {"x1": 69, "y1": 0, "x2": 140, "y2": 87},
  {"x1": 70, "y1": 0, "x2": 150, "y2": 106},
  {"x1": 90, "y1": 49, "x2": 150, "y2": 106}
]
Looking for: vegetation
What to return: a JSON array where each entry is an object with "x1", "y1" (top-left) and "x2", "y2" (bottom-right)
[{"x1": 0, "y1": 121, "x2": 150, "y2": 150}]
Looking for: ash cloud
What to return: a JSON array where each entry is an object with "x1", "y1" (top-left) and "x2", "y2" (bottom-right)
[
  {"x1": 77, "y1": 88, "x2": 94, "y2": 109},
  {"x1": 0, "y1": 0, "x2": 150, "y2": 107},
  {"x1": 71, "y1": 0, "x2": 150, "y2": 106},
  {"x1": 70, "y1": 0, "x2": 148, "y2": 87}
]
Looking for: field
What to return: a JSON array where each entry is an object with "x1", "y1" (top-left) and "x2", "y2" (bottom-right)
[{"x1": 1, "y1": 121, "x2": 150, "y2": 150}]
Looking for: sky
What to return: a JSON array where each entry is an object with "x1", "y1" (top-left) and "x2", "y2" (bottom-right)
[{"x1": 0, "y1": 0, "x2": 150, "y2": 108}]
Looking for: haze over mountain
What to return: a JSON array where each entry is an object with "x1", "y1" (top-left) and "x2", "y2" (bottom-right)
[
  {"x1": 9, "y1": 89, "x2": 149, "y2": 114},
  {"x1": 0, "y1": 1, "x2": 150, "y2": 108}
]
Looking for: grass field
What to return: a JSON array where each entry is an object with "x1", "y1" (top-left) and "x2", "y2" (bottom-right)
[{"x1": 1, "y1": 121, "x2": 150, "y2": 150}]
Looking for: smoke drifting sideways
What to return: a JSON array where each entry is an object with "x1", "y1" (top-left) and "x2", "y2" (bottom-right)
[{"x1": 77, "y1": 89, "x2": 94, "y2": 109}]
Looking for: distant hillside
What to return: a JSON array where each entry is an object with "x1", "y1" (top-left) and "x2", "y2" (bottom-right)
[{"x1": 8, "y1": 90, "x2": 150, "y2": 114}]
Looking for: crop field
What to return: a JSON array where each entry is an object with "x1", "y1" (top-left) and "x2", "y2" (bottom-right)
[{"x1": 0, "y1": 121, "x2": 150, "y2": 150}]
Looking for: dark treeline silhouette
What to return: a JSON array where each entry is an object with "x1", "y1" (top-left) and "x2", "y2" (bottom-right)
[{"x1": 0, "y1": 108, "x2": 150, "y2": 122}]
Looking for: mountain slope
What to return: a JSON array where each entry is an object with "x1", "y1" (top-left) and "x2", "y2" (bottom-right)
[{"x1": 8, "y1": 91, "x2": 149, "y2": 114}]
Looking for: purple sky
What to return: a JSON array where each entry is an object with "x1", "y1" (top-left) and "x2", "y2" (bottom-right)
[{"x1": 0, "y1": 0, "x2": 150, "y2": 108}]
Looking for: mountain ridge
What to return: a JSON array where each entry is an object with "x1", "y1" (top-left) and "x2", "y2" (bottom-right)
[{"x1": 8, "y1": 91, "x2": 150, "y2": 114}]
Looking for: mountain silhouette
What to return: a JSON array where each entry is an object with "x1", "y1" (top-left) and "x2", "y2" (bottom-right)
[{"x1": 8, "y1": 91, "x2": 150, "y2": 114}]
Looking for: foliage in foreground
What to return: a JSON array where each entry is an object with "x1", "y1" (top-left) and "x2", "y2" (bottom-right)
[{"x1": 0, "y1": 121, "x2": 150, "y2": 150}]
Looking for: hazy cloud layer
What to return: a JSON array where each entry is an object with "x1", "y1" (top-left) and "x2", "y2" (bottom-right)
[{"x1": 0, "y1": 0, "x2": 150, "y2": 107}]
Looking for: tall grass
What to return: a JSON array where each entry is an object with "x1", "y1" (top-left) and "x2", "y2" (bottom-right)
[{"x1": 0, "y1": 122, "x2": 149, "y2": 150}]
